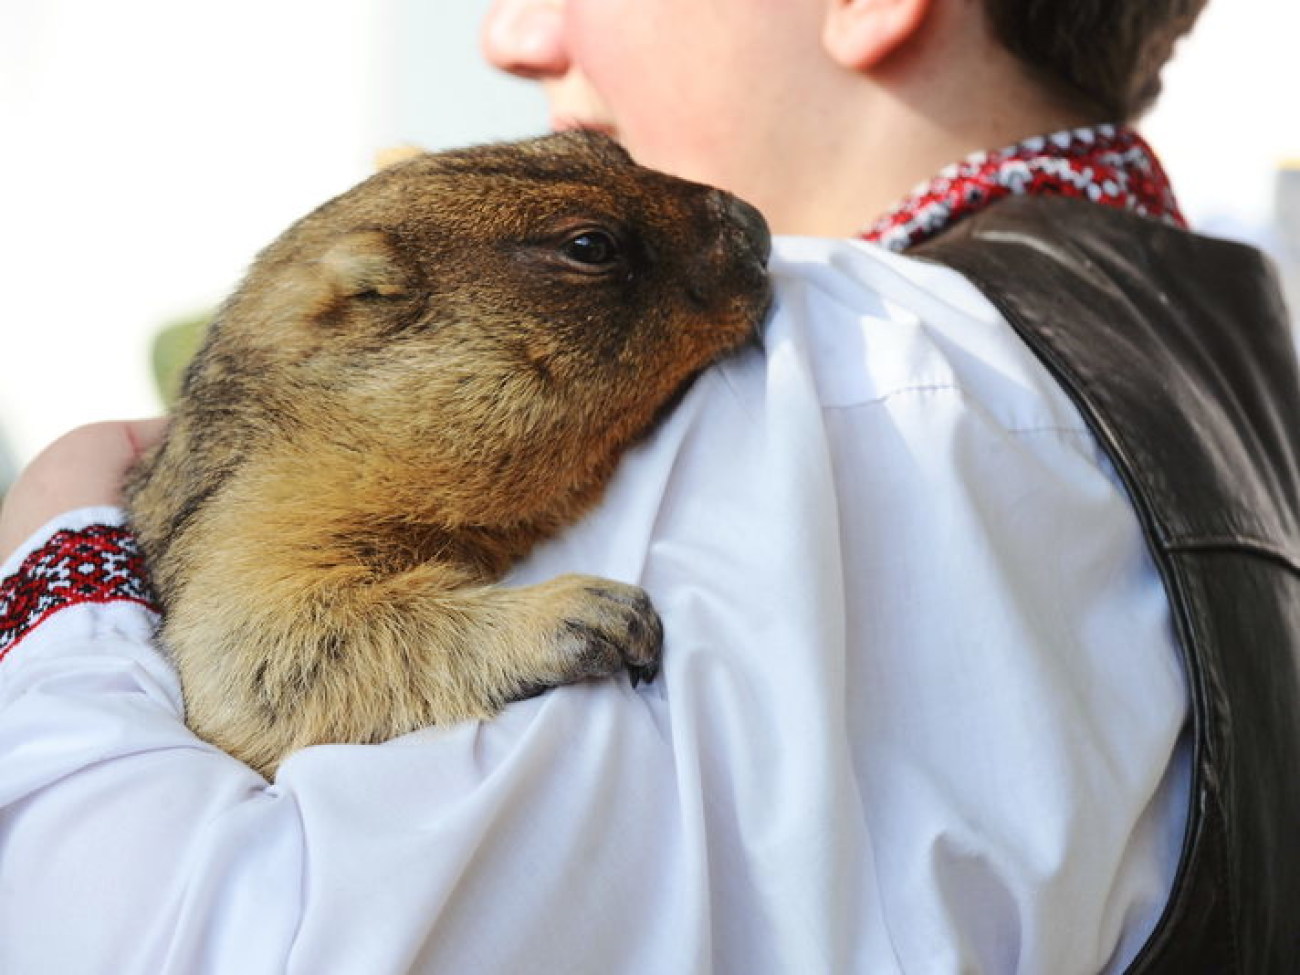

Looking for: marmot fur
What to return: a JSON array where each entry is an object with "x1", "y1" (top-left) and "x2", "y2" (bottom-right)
[{"x1": 126, "y1": 132, "x2": 771, "y2": 777}]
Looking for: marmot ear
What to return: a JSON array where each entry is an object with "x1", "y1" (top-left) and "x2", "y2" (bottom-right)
[{"x1": 318, "y1": 230, "x2": 411, "y2": 298}]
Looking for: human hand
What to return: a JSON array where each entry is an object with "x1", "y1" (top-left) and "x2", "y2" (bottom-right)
[{"x1": 0, "y1": 419, "x2": 169, "y2": 563}]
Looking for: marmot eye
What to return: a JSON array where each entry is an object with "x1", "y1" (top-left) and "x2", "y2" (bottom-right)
[{"x1": 561, "y1": 231, "x2": 619, "y2": 266}]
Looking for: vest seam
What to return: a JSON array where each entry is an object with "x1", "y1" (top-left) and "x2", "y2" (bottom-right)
[{"x1": 1162, "y1": 537, "x2": 1300, "y2": 575}]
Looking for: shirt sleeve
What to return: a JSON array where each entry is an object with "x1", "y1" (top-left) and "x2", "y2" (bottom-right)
[
  {"x1": 0, "y1": 509, "x2": 707, "y2": 974},
  {"x1": 0, "y1": 240, "x2": 1189, "y2": 975}
]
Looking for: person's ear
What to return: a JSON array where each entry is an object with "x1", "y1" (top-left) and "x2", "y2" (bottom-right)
[{"x1": 822, "y1": 0, "x2": 932, "y2": 70}]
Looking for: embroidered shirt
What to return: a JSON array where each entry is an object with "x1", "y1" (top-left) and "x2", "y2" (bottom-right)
[
  {"x1": 0, "y1": 129, "x2": 1189, "y2": 974},
  {"x1": 0, "y1": 242, "x2": 1185, "y2": 973},
  {"x1": 862, "y1": 124, "x2": 1185, "y2": 252},
  {"x1": 0, "y1": 522, "x2": 155, "y2": 664}
]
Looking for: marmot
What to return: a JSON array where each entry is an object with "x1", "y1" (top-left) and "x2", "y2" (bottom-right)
[{"x1": 126, "y1": 132, "x2": 772, "y2": 777}]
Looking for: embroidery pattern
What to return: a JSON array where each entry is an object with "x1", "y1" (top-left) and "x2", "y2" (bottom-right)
[
  {"x1": 0, "y1": 525, "x2": 158, "y2": 662},
  {"x1": 861, "y1": 124, "x2": 1185, "y2": 252}
]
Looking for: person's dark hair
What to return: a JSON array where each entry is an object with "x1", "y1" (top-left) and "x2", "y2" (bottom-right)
[{"x1": 982, "y1": 0, "x2": 1208, "y2": 120}]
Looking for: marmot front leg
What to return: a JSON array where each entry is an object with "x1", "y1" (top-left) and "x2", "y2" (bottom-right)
[
  {"x1": 416, "y1": 572, "x2": 664, "y2": 707},
  {"x1": 166, "y1": 566, "x2": 663, "y2": 776},
  {"x1": 494, "y1": 574, "x2": 665, "y2": 700}
]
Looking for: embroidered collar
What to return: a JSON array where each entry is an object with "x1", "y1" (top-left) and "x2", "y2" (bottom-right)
[{"x1": 860, "y1": 124, "x2": 1185, "y2": 252}]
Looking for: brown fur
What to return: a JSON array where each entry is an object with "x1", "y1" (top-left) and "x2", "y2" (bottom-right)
[{"x1": 125, "y1": 132, "x2": 771, "y2": 777}]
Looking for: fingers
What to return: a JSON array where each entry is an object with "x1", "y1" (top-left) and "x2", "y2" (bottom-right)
[
  {"x1": 121, "y1": 416, "x2": 170, "y2": 460},
  {"x1": 0, "y1": 418, "x2": 169, "y2": 562}
]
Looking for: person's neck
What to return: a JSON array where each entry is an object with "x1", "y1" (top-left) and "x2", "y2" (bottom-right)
[
  {"x1": 850, "y1": 99, "x2": 1103, "y2": 235},
  {"x1": 772, "y1": 13, "x2": 1106, "y2": 237}
]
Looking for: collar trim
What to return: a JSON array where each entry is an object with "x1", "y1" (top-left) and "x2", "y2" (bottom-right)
[{"x1": 861, "y1": 124, "x2": 1185, "y2": 252}]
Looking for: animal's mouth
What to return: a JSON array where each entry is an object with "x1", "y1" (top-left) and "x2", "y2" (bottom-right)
[
  {"x1": 709, "y1": 188, "x2": 773, "y2": 316},
  {"x1": 722, "y1": 194, "x2": 772, "y2": 266}
]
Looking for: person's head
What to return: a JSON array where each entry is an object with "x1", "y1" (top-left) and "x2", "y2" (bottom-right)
[
  {"x1": 482, "y1": 0, "x2": 852, "y2": 233},
  {"x1": 480, "y1": 0, "x2": 1207, "y2": 235},
  {"x1": 983, "y1": 0, "x2": 1208, "y2": 121}
]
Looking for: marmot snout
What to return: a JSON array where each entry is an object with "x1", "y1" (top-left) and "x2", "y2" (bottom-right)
[{"x1": 126, "y1": 131, "x2": 771, "y2": 776}]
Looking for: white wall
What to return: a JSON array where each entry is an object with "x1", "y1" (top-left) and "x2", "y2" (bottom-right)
[
  {"x1": 0, "y1": 0, "x2": 540, "y2": 474},
  {"x1": 1143, "y1": 0, "x2": 1300, "y2": 242},
  {"x1": 1, "y1": 0, "x2": 1297, "y2": 478}
]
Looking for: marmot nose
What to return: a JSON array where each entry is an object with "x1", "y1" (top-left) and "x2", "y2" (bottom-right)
[{"x1": 716, "y1": 191, "x2": 772, "y2": 264}]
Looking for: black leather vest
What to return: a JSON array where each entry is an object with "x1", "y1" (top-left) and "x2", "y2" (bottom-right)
[{"x1": 916, "y1": 197, "x2": 1300, "y2": 973}]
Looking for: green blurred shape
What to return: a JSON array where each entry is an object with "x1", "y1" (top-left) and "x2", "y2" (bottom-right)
[{"x1": 151, "y1": 311, "x2": 211, "y2": 409}]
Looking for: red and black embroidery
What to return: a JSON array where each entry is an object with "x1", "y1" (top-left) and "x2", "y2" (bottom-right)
[
  {"x1": 0, "y1": 524, "x2": 158, "y2": 663},
  {"x1": 862, "y1": 124, "x2": 1185, "y2": 252}
]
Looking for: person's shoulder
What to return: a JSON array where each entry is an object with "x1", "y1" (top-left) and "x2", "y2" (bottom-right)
[
  {"x1": 769, "y1": 236, "x2": 998, "y2": 321},
  {"x1": 759, "y1": 236, "x2": 1089, "y2": 437}
]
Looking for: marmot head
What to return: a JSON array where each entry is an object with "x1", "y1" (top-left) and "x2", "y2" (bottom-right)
[{"x1": 175, "y1": 132, "x2": 772, "y2": 528}]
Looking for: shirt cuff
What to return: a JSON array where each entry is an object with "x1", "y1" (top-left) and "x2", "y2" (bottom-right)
[{"x1": 0, "y1": 507, "x2": 159, "y2": 664}]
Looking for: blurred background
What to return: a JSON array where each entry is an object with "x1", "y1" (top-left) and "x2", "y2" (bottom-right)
[{"x1": 1, "y1": 0, "x2": 1298, "y2": 492}]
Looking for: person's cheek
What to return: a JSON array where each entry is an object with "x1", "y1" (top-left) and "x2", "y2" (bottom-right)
[{"x1": 562, "y1": 0, "x2": 643, "y2": 107}]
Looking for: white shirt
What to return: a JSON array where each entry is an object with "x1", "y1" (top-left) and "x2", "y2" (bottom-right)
[{"x1": 0, "y1": 238, "x2": 1189, "y2": 975}]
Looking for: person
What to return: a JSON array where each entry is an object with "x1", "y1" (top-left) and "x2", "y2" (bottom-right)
[{"x1": 1, "y1": 0, "x2": 1296, "y2": 971}]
